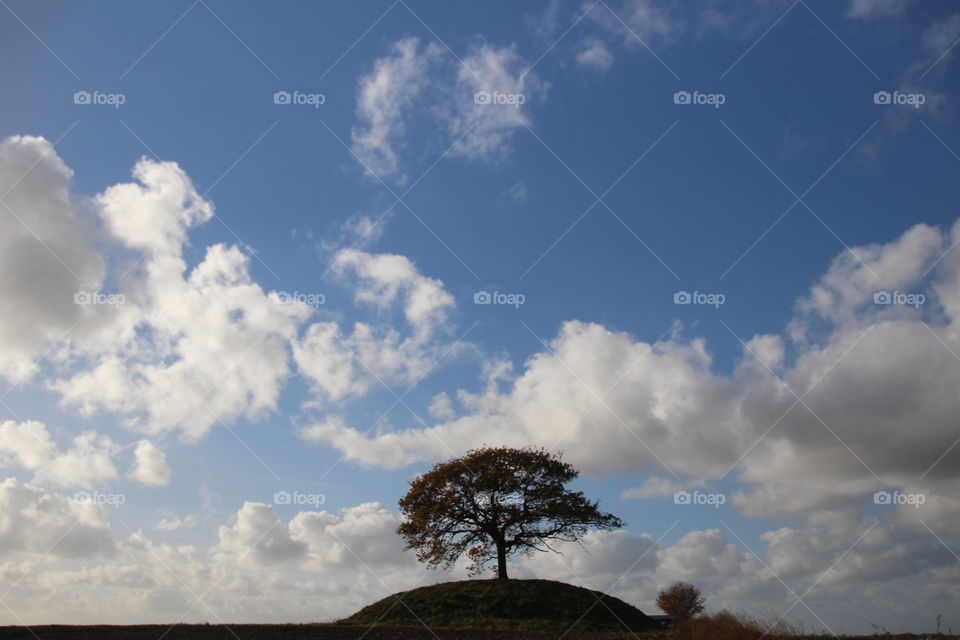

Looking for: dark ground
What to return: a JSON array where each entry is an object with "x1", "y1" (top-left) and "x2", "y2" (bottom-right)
[
  {"x1": 1, "y1": 626, "x2": 959, "y2": 640},
  {"x1": 340, "y1": 578, "x2": 658, "y2": 633},
  {"x1": 0, "y1": 626, "x2": 660, "y2": 640}
]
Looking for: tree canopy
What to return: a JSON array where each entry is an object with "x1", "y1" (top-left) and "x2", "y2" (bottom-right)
[
  {"x1": 397, "y1": 446, "x2": 624, "y2": 579},
  {"x1": 656, "y1": 582, "x2": 705, "y2": 619}
]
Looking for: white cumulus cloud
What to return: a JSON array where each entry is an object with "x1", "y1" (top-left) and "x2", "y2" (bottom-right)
[
  {"x1": 0, "y1": 136, "x2": 105, "y2": 382},
  {"x1": 128, "y1": 440, "x2": 170, "y2": 487},
  {"x1": 0, "y1": 478, "x2": 115, "y2": 558},
  {"x1": 0, "y1": 420, "x2": 118, "y2": 489},
  {"x1": 48, "y1": 156, "x2": 312, "y2": 441}
]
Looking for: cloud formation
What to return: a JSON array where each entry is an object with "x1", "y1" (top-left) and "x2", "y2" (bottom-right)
[
  {"x1": 303, "y1": 219, "x2": 960, "y2": 524},
  {"x1": 47, "y1": 157, "x2": 313, "y2": 441},
  {"x1": 351, "y1": 37, "x2": 444, "y2": 180},
  {"x1": 0, "y1": 420, "x2": 117, "y2": 489},
  {"x1": 293, "y1": 248, "x2": 460, "y2": 407},
  {"x1": 0, "y1": 136, "x2": 105, "y2": 382},
  {"x1": 128, "y1": 440, "x2": 170, "y2": 487},
  {"x1": 0, "y1": 487, "x2": 953, "y2": 630},
  {"x1": 350, "y1": 37, "x2": 542, "y2": 180},
  {"x1": 0, "y1": 478, "x2": 115, "y2": 559},
  {"x1": 848, "y1": 0, "x2": 911, "y2": 19}
]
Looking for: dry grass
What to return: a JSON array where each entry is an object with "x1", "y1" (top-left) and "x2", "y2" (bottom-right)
[{"x1": 670, "y1": 610, "x2": 800, "y2": 640}]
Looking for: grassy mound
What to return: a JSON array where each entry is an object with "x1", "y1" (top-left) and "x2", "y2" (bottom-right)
[{"x1": 338, "y1": 579, "x2": 659, "y2": 633}]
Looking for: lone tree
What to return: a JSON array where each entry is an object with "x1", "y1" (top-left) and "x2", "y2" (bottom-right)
[
  {"x1": 656, "y1": 582, "x2": 705, "y2": 619},
  {"x1": 397, "y1": 446, "x2": 623, "y2": 580}
]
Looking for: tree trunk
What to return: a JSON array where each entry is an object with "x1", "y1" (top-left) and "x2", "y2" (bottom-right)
[{"x1": 495, "y1": 538, "x2": 508, "y2": 579}]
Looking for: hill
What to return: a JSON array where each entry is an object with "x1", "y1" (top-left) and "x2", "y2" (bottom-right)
[{"x1": 338, "y1": 578, "x2": 661, "y2": 634}]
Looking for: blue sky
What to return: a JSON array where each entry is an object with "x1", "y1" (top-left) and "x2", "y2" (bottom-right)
[{"x1": 1, "y1": 0, "x2": 959, "y2": 633}]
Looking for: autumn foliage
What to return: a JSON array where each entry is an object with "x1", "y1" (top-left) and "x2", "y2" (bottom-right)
[
  {"x1": 670, "y1": 610, "x2": 799, "y2": 640},
  {"x1": 656, "y1": 581, "x2": 706, "y2": 619},
  {"x1": 397, "y1": 446, "x2": 624, "y2": 579}
]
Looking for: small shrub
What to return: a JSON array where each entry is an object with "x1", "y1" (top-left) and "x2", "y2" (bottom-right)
[{"x1": 657, "y1": 582, "x2": 706, "y2": 619}]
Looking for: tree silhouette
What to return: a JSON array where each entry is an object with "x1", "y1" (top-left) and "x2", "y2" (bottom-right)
[
  {"x1": 397, "y1": 446, "x2": 623, "y2": 579},
  {"x1": 656, "y1": 582, "x2": 705, "y2": 619}
]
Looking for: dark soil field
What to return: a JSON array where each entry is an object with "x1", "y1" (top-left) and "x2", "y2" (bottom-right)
[
  {"x1": 1, "y1": 625, "x2": 958, "y2": 640},
  {"x1": 0, "y1": 626, "x2": 663, "y2": 640}
]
